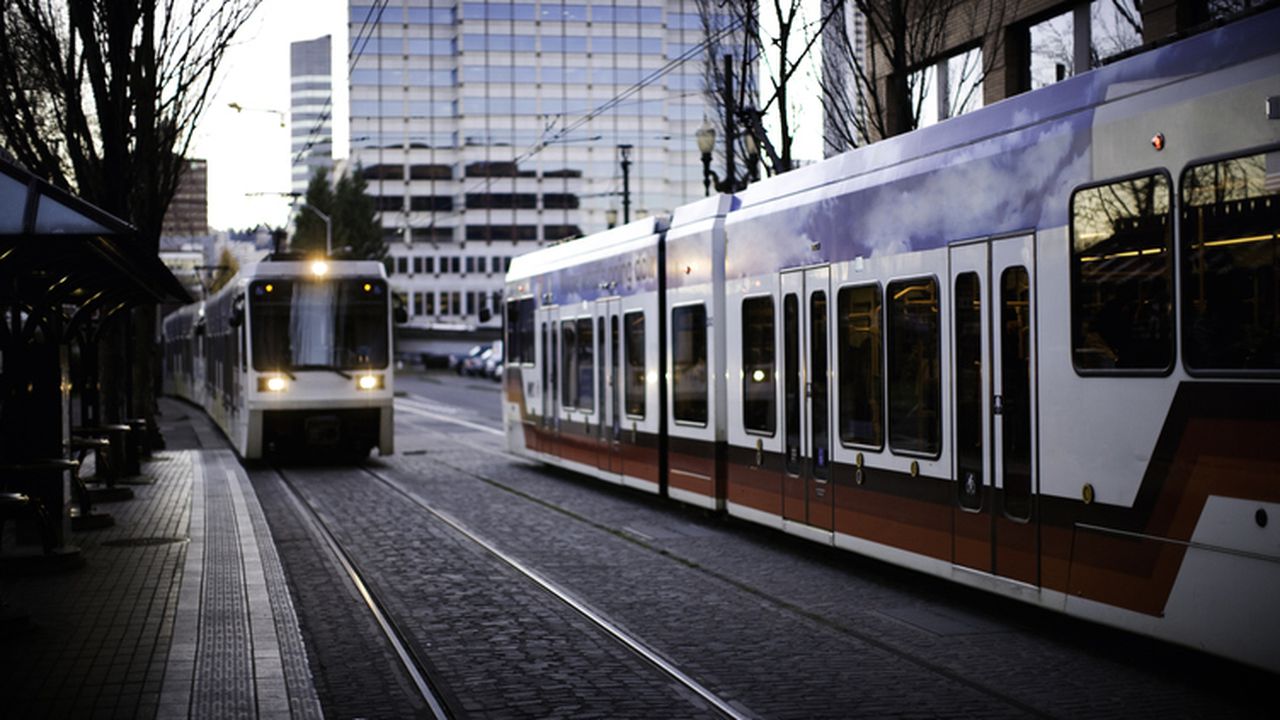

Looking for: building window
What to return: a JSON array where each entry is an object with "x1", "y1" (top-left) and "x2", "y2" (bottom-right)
[
  {"x1": 396, "y1": 257, "x2": 408, "y2": 275},
  {"x1": 1071, "y1": 172, "x2": 1173, "y2": 372},
  {"x1": 478, "y1": 256, "x2": 487, "y2": 274},
  {"x1": 412, "y1": 257, "x2": 423, "y2": 274},
  {"x1": 424, "y1": 257, "x2": 434, "y2": 274},
  {"x1": 410, "y1": 196, "x2": 453, "y2": 211},
  {"x1": 1180, "y1": 150, "x2": 1280, "y2": 373},
  {"x1": 672, "y1": 304, "x2": 708, "y2": 425},
  {"x1": 409, "y1": 164, "x2": 453, "y2": 180},
  {"x1": 886, "y1": 277, "x2": 940, "y2": 456}
]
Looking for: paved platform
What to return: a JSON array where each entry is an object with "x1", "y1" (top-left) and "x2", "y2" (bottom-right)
[{"x1": 0, "y1": 399, "x2": 321, "y2": 719}]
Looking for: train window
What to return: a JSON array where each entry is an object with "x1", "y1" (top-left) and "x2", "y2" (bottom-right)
[
  {"x1": 1180, "y1": 150, "x2": 1280, "y2": 373},
  {"x1": 1001, "y1": 267, "x2": 1032, "y2": 521},
  {"x1": 886, "y1": 277, "x2": 941, "y2": 456},
  {"x1": 742, "y1": 296, "x2": 776, "y2": 435},
  {"x1": 810, "y1": 291, "x2": 830, "y2": 479},
  {"x1": 506, "y1": 298, "x2": 536, "y2": 364},
  {"x1": 560, "y1": 320, "x2": 576, "y2": 408},
  {"x1": 249, "y1": 279, "x2": 389, "y2": 371},
  {"x1": 836, "y1": 284, "x2": 883, "y2": 448},
  {"x1": 672, "y1": 304, "x2": 708, "y2": 425},
  {"x1": 783, "y1": 294, "x2": 800, "y2": 475},
  {"x1": 954, "y1": 274, "x2": 982, "y2": 510},
  {"x1": 577, "y1": 317, "x2": 594, "y2": 412},
  {"x1": 1070, "y1": 172, "x2": 1173, "y2": 373},
  {"x1": 624, "y1": 311, "x2": 646, "y2": 417}
]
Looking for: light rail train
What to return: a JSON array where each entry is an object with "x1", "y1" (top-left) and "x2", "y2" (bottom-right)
[
  {"x1": 503, "y1": 10, "x2": 1280, "y2": 671},
  {"x1": 163, "y1": 254, "x2": 397, "y2": 459}
]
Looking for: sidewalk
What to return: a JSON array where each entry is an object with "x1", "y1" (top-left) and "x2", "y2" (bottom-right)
[{"x1": 0, "y1": 398, "x2": 321, "y2": 718}]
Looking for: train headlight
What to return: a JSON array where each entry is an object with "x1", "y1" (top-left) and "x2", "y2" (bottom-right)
[
  {"x1": 311, "y1": 259, "x2": 329, "y2": 277},
  {"x1": 357, "y1": 374, "x2": 384, "y2": 391},
  {"x1": 259, "y1": 376, "x2": 289, "y2": 393}
]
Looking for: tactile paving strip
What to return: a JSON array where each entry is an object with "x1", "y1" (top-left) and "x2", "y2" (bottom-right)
[{"x1": 191, "y1": 452, "x2": 254, "y2": 717}]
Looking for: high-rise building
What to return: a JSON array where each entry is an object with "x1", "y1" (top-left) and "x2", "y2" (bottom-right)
[
  {"x1": 291, "y1": 35, "x2": 334, "y2": 195},
  {"x1": 345, "y1": 1, "x2": 714, "y2": 328},
  {"x1": 161, "y1": 158, "x2": 209, "y2": 237}
]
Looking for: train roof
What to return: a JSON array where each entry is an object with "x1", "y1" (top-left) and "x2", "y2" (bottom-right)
[
  {"x1": 506, "y1": 214, "x2": 667, "y2": 283},
  {"x1": 236, "y1": 258, "x2": 388, "y2": 280}
]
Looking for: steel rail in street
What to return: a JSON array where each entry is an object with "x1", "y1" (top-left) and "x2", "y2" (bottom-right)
[{"x1": 272, "y1": 467, "x2": 453, "y2": 720}]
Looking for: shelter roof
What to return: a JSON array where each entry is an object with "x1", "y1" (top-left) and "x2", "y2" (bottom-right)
[{"x1": 0, "y1": 154, "x2": 193, "y2": 307}]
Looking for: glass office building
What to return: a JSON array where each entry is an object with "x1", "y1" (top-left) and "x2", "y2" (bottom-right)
[
  {"x1": 348, "y1": 1, "x2": 714, "y2": 327},
  {"x1": 291, "y1": 35, "x2": 334, "y2": 194}
]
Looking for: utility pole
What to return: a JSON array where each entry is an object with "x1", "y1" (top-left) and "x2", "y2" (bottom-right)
[
  {"x1": 723, "y1": 55, "x2": 737, "y2": 195},
  {"x1": 618, "y1": 144, "x2": 633, "y2": 224}
]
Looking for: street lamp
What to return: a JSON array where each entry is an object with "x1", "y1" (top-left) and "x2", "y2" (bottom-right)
[
  {"x1": 696, "y1": 119, "x2": 717, "y2": 196},
  {"x1": 228, "y1": 101, "x2": 285, "y2": 128},
  {"x1": 294, "y1": 201, "x2": 332, "y2": 256}
]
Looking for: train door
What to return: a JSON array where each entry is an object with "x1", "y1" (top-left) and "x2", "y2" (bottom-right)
[
  {"x1": 780, "y1": 267, "x2": 835, "y2": 531},
  {"x1": 949, "y1": 235, "x2": 1038, "y2": 584},
  {"x1": 595, "y1": 299, "x2": 623, "y2": 474},
  {"x1": 540, "y1": 305, "x2": 561, "y2": 458}
]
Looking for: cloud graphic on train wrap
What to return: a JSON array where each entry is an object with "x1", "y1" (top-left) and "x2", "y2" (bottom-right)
[{"x1": 850, "y1": 119, "x2": 1088, "y2": 253}]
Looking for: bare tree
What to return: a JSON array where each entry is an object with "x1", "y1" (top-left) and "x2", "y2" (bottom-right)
[
  {"x1": 822, "y1": 0, "x2": 1015, "y2": 153},
  {"x1": 0, "y1": 0, "x2": 261, "y2": 435},
  {"x1": 698, "y1": 0, "x2": 844, "y2": 180}
]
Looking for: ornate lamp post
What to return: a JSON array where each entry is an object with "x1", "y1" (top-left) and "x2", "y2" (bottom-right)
[{"x1": 696, "y1": 119, "x2": 717, "y2": 196}]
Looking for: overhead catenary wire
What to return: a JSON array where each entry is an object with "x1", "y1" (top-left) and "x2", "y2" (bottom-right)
[{"x1": 291, "y1": 0, "x2": 390, "y2": 167}]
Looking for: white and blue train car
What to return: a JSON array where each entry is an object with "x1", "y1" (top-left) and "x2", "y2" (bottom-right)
[
  {"x1": 505, "y1": 9, "x2": 1280, "y2": 671},
  {"x1": 163, "y1": 256, "x2": 395, "y2": 459}
]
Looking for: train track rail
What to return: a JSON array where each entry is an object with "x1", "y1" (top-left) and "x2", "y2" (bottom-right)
[
  {"x1": 272, "y1": 466, "x2": 452, "y2": 719},
  {"x1": 392, "y1": 397, "x2": 1056, "y2": 719},
  {"x1": 270, "y1": 459, "x2": 751, "y2": 720}
]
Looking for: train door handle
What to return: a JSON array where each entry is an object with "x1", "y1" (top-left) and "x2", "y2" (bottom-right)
[
  {"x1": 755, "y1": 438, "x2": 764, "y2": 467},
  {"x1": 993, "y1": 394, "x2": 1004, "y2": 415}
]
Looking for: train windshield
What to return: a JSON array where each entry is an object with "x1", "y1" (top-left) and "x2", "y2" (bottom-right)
[{"x1": 249, "y1": 279, "x2": 389, "y2": 371}]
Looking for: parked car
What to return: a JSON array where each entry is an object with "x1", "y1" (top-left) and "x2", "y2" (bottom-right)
[
  {"x1": 462, "y1": 345, "x2": 494, "y2": 376},
  {"x1": 451, "y1": 344, "x2": 488, "y2": 374},
  {"x1": 483, "y1": 341, "x2": 504, "y2": 379}
]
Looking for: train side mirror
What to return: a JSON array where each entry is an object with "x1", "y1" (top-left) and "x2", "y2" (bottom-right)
[
  {"x1": 229, "y1": 296, "x2": 245, "y2": 328},
  {"x1": 392, "y1": 295, "x2": 408, "y2": 324}
]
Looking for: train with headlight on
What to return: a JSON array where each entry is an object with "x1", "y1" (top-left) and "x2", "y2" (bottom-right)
[
  {"x1": 502, "y1": 9, "x2": 1280, "y2": 671},
  {"x1": 162, "y1": 254, "x2": 401, "y2": 459}
]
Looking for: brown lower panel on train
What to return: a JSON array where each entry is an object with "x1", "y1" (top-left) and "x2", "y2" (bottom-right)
[
  {"x1": 953, "y1": 492, "x2": 993, "y2": 573},
  {"x1": 1044, "y1": 383, "x2": 1280, "y2": 615},
  {"x1": 667, "y1": 434, "x2": 721, "y2": 501},
  {"x1": 520, "y1": 421, "x2": 661, "y2": 486}
]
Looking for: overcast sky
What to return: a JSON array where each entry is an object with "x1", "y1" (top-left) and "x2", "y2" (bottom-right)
[{"x1": 191, "y1": 0, "x2": 348, "y2": 232}]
